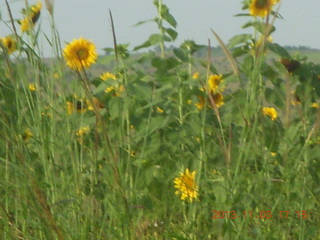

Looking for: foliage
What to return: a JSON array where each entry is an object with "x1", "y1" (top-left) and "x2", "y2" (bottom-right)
[{"x1": 0, "y1": 0, "x2": 320, "y2": 239}]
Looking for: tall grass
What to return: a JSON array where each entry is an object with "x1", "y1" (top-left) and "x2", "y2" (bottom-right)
[{"x1": 1, "y1": 0, "x2": 320, "y2": 239}]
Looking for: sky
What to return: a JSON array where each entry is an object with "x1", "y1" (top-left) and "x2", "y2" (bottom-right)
[{"x1": 1, "y1": 0, "x2": 320, "y2": 57}]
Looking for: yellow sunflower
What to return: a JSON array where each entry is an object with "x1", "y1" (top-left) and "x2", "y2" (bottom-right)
[
  {"x1": 174, "y1": 168, "x2": 199, "y2": 202},
  {"x1": 66, "y1": 101, "x2": 74, "y2": 115},
  {"x1": 29, "y1": 83, "x2": 36, "y2": 91},
  {"x1": 156, "y1": 107, "x2": 164, "y2": 113},
  {"x1": 20, "y1": 2, "x2": 42, "y2": 32},
  {"x1": 208, "y1": 74, "x2": 223, "y2": 93},
  {"x1": 262, "y1": 107, "x2": 278, "y2": 120},
  {"x1": 76, "y1": 126, "x2": 90, "y2": 144},
  {"x1": 211, "y1": 92, "x2": 224, "y2": 108},
  {"x1": 0, "y1": 35, "x2": 17, "y2": 54},
  {"x1": 22, "y1": 129, "x2": 33, "y2": 142},
  {"x1": 195, "y1": 95, "x2": 205, "y2": 110},
  {"x1": 20, "y1": 17, "x2": 34, "y2": 32},
  {"x1": 63, "y1": 37, "x2": 97, "y2": 71},
  {"x1": 100, "y1": 72, "x2": 116, "y2": 81},
  {"x1": 192, "y1": 72, "x2": 199, "y2": 79},
  {"x1": 249, "y1": 0, "x2": 276, "y2": 18},
  {"x1": 76, "y1": 126, "x2": 90, "y2": 136}
]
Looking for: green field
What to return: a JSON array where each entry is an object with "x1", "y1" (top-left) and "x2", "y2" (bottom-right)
[{"x1": 1, "y1": 1, "x2": 320, "y2": 239}]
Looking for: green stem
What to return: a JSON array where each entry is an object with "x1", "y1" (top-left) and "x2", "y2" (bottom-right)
[{"x1": 157, "y1": 0, "x2": 165, "y2": 58}]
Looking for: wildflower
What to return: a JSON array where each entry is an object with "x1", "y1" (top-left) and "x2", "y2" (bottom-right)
[
  {"x1": 22, "y1": 129, "x2": 33, "y2": 142},
  {"x1": 249, "y1": 0, "x2": 278, "y2": 18},
  {"x1": 311, "y1": 103, "x2": 319, "y2": 109},
  {"x1": 87, "y1": 97, "x2": 104, "y2": 111},
  {"x1": 66, "y1": 99, "x2": 88, "y2": 114},
  {"x1": 100, "y1": 72, "x2": 116, "y2": 81},
  {"x1": 174, "y1": 168, "x2": 199, "y2": 202},
  {"x1": 31, "y1": 2, "x2": 42, "y2": 13},
  {"x1": 192, "y1": 72, "x2": 199, "y2": 79},
  {"x1": 20, "y1": 18, "x2": 33, "y2": 32},
  {"x1": 105, "y1": 86, "x2": 115, "y2": 93},
  {"x1": 66, "y1": 101, "x2": 74, "y2": 115},
  {"x1": 156, "y1": 107, "x2": 164, "y2": 113},
  {"x1": 291, "y1": 91, "x2": 301, "y2": 106},
  {"x1": 0, "y1": 35, "x2": 17, "y2": 54},
  {"x1": 63, "y1": 37, "x2": 97, "y2": 71},
  {"x1": 53, "y1": 73, "x2": 59, "y2": 78},
  {"x1": 75, "y1": 100, "x2": 87, "y2": 113},
  {"x1": 280, "y1": 58, "x2": 300, "y2": 73},
  {"x1": 262, "y1": 107, "x2": 278, "y2": 121},
  {"x1": 41, "y1": 105, "x2": 52, "y2": 118},
  {"x1": 20, "y1": 2, "x2": 42, "y2": 32},
  {"x1": 187, "y1": 99, "x2": 192, "y2": 105},
  {"x1": 115, "y1": 85, "x2": 125, "y2": 96},
  {"x1": 271, "y1": 152, "x2": 277, "y2": 157},
  {"x1": 208, "y1": 74, "x2": 223, "y2": 93},
  {"x1": 195, "y1": 96, "x2": 205, "y2": 110},
  {"x1": 76, "y1": 126, "x2": 90, "y2": 136},
  {"x1": 105, "y1": 85, "x2": 124, "y2": 96},
  {"x1": 211, "y1": 92, "x2": 224, "y2": 108},
  {"x1": 29, "y1": 83, "x2": 36, "y2": 91}
]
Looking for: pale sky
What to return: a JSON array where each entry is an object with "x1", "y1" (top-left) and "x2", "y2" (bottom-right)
[{"x1": 1, "y1": 0, "x2": 320, "y2": 57}]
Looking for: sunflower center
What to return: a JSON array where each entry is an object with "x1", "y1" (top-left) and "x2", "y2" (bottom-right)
[
  {"x1": 7, "y1": 40, "x2": 12, "y2": 49},
  {"x1": 181, "y1": 175, "x2": 194, "y2": 189},
  {"x1": 76, "y1": 48, "x2": 89, "y2": 60},
  {"x1": 255, "y1": 0, "x2": 270, "y2": 9}
]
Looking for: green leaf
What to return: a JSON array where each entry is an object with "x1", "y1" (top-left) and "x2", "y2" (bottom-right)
[
  {"x1": 160, "y1": 4, "x2": 177, "y2": 28},
  {"x1": 108, "y1": 98, "x2": 121, "y2": 119},
  {"x1": 93, "y1": 82, "x2": 108, "y2": 95},
  {"x1": 149, "y1": 34, "x2": 165, "y2": 45},
  {"x1": 134, "y1": 34, "x2": 170, "y2": 51},
  {"x1": 228, "y1": 34, "x2": 252, "y2": 49},
  {"x1": 134, "y1": 40, "x2": 152, "y2": 51},
  {"x1": 133, "y1": 18, "x2": 155, "y2": 27},
  {"x1": 165, "y1": 28, "x2": 178, "y2": 41},
  {"x1": 149, "y1": 115, "x2": 170, "y2": 133},
  {"x1": 173, "y1": 48, "x2": 188, "y2": 62},
  {"x1": 242, "y1": 21, "x2": 276, "y2": 35},
  {"x1": 265, "y1": 87, "x2": 285, "y2": 109},
  {"x1": 151, "y1": 57, "x2": 179, "y2": 71},
  {"x1": 266, "y1": 42, "x2": 291, "y2": 58}
]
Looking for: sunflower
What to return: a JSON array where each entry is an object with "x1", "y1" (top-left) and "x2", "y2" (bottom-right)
[
  {"x1": 192, "y1": 72, "x2": 199, "y2": 79},
  {"x1": 76, "y1": 126, "x2": 90, "y2": 144},
  {"x1": 249, "y1": 0, "x2": 276, "y2": 18},
  {"x1": 208, "y1": 74, "x2": 224, "y2": 93},
  {"x1": 195, "y1": 95, "x2": 205, "y2": 110},
  {"x1": 29, "y1": 83, "x2": 36, "y2": 91},
  {"x1": 66, "y1": 101, "x2": 74, "y2": 115},
  {"x1": 100, "y1": 72, "x2": 116, "y2": 81},
  {"x1": 63, "y1": 37, "x2": 97, "y2": 71},
  {"x1": 76, "y1": 126, "x2": 90, "y2": 136},
  {"x1": 20, "y1": 2, "x2": 42, "y2": 32},
  {"x1": 156, "y1": 107, "x2": 164, "y2": 113},
  {"x1": 174, "y1": 168, "x2": 199, "y2": 202},
  {"x1": 87, "y1": 97, "x2": 104, "y2": 111},
  {"x1": 22, "y1": 129, "x2": 33, "y2": 142},
  {"x1": 262, "y1": 107, "x2": 278, "y2": 120},
  {"x1": 280, "y1": 58, "x2": 300, "y2": 73},
  {"x1": 0, "y1": 35, "x2": 17, "y2": 54},
  {"x1": 211, "y1": 92, "x2": 224, "y2": 108}
]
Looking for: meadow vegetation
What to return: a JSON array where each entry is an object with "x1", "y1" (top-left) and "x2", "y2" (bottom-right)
[{"x1": 1, "y1": 0, "x2": 320, "y2": 239}]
